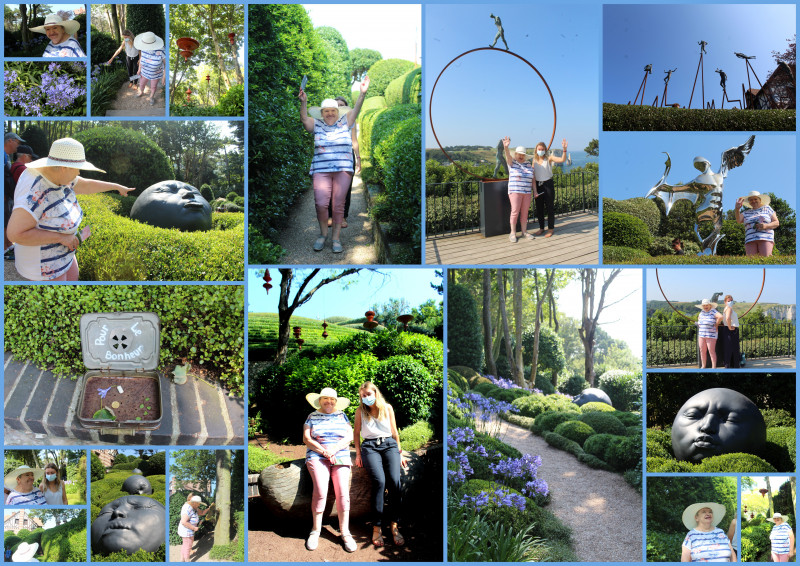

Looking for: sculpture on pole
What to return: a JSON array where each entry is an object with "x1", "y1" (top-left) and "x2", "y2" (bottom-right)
[{"x1": 488, "y1": 14, "x2": 509, "y2": 50}]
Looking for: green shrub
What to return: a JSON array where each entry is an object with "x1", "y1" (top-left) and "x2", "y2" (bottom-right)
[
  {"x1": 91, "y1": 27, "x2": 120, "y2": 66},
  {"x1": 40, "y1": 513, "x2": 86, "y2": 562},
  {"x1": 597, "y1": 369, "x2": 642, "y2": 411},
  {"x1": 22, "y1": 528, "x2": 44, "y2": 548},
  {"x1": 577, "y1": 451, "x2": 615, "y2": 471},
  {"x1": 647, "y1": 530, "x2": 685, "y2": 562},
  {"x1": 762, "y1": 408, "x2": 796, "y2": 428},
  {"x1": 613, "y1": 411, "x2": 642, "y2": 427},
  {"x1": 579, "y1": 401, "x2": 616, "y2": 413},
  {"x1": 534, "y1": 373, "x2": 556, "y2": 394},
  {"x1": 606, "y1": 435, "x2": 642, "y2": 471},
  {"x1": 506, "y1": 414, "x2": 536, "y2": 430},
  {"x1": 603, "y1": 103, "x2": 795, "y2": 131},
  {"x1": 447, "y1": 285, "x2": 483, "y2": 370},
  {"x1": 5, "y1": 285, "x2": 245, "y2": 394},
  {"x1": 557, "y1": 375, "x2": 589, "y2": 396},
  {"x1": 374, "y1": 355, "x2": 437, "y2": 428},
  {"x1": 578, "y1": 412, "x2": 626, "y2": 436},
  {"x1": 646, "y1": 428, "x2": 673, "y2": 458},
  {"x1": 91, "y1": 545, "x2": 165, "y2": 562},
  {"x1": 788, "y1": 434, "x2": 796, "y2": 469},
  {"x1": 126, "y1": 4, "x2": 165, "y2": 39},
  {"x1": 473, "y1": 382, "x2": 500, "y2": 396},
  {"x1": 603, "y1": 245, "x2": 653, "y2": 263},
  {"x1": 15, "y1": 529, "x2": 30, "y2": 540},
  {"x1": 625, "y1": 425, "x2": 641, "y2": 437},
  {"x1": 646, "y1": 457, "x2": 696, "y2": 472},
  {"x1": 512, "y1": 393, "x2": 576, "y2": 419},
  {"x1": 4, "y1": 536, "x2": 22, "y2": 550},
  {"x1": 603, "y1": 211, "x2": 652, "y2": 250},
  {"x1": 91, "y1": 64, "x2": 128, "y2": 116},
  {"x1": 91, "y1": 471, "x2": 165, "y2": 521},
  {"x1": 695, "y1": 453, "x2": 777, "y2": 473},
  {"x1": 553, "y1": 420, "x2": 595, "y2": 447},
  {"x1": 361, "y1": 96, "x2": 386, "y2": 112},
  {"x1": 448, "y1": 379, "x2": 464, "y2": 398},
  {"x1": 741, "y1": 523, "x2": 772, "y2": 562},
  {"x1": 398, "y1": 420, "x2": 435, "y2": 451},
  {"x1": 75, "y1": 193, "x2": 244, "y2": 281},
  {"x1": 583, "y1": 433, "x2": 617, "y2": 459},
  {"x1": 466, "y1": 433, "x2": 522, "y2": 481},
  {"x1": 365, "y1": 58, "x2": 416, "y2": 98},
  {"x1": 137, "y1": 452, "x2": 166, "y2": 476},
  {"x1": 764, "y1": 427, "x2": 796, "y2": 471},
  {"x1": 385, "y1": 66, "x2": 421, "y2": 106},
  {"x1": 73, "y1": 127, "x2": 173, "y2": 197},
  {"x1": 532, "y1": 411, "x2": 582, "y2": 434},
  {"x1": 217, "y1": 84, "x2": 245, "y2": 116},
  {"x1": 447, "y1": 367, "x2": 471, "y2": 391},
  {"x1": 91, "y1": 452, "x2": 106, "y2": 481},
  {"x1": 603, "y1": 197, "x2": 661, "y2": 236}
]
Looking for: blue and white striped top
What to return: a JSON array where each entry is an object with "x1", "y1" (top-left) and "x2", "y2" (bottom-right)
[
  {"x1": 770, "y1": 523, "x2": 793, "y2": 554},
  {"x1": 5, "y1": 489, "x2": 47, "y2": 506},
  {"x1": 697, "y1": 309, "x2": 720, "y2": 339},
  {"x1": 508, "y1": 160, "x2": 534, "y2": 194},
  {"x1": 43, "y1": 38, "x2": 85, "y2": 58},
  {"x1": 683, "y1": 528, "x2": 732, "y2": 561},
  {"x1": 140, "y1": 49, "x2": 165, "y2": 80},
  {"x1": 304, "y1": 410, "x2": 352, "y2": 465},
  {"x1": 309, "y1": 116, "x2": 354, "y2": 175},
  {"x1": 13, "y1": 170, "x2": 82, "y2": 281},
  {"x1": 741, "y1": 206, "x2": 775, "y2": 244}
]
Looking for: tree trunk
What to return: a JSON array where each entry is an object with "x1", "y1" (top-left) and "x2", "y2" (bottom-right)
[
  {"x1": 482, "y1": 269, "x2": 497, "y2": 377},
  {"x1": 579, "y1": 269, "x2": 622, "y2": 387},
  {"x1": 19, "y1": 5, "x2": 28, "y2": 43},
  {"x1": 791, "y1": 477, "x2": 796, "y2": 511},
  {"x1": 512, "y1": 270, "x2": 524, "y2": 385},
  {"x1": 205, "y1": 6, "x2": 232, "y2": 91},
  {"x1": 766, "y1": 476, "x2": 774, "y2": 518},
  {"x1": 530, "y1": 269, "x2": 556, "y2": 387},
  {"x1": 497, "y1": 270, "x2": 518, "y2": 385},
  {"x1": 110, "y1": 4, "x2": 121, "y2": 43},
  {"x1": 214, "y1": 450, "x2": 232, "y2": 546}
]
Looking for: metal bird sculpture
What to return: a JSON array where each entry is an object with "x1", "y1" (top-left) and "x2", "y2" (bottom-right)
[
  {"x1": 646, "y1": 135, "x2": 755, "y2": 254},
  {"x1": 734, "y1": 52, "x2": 756, "y2": 60}
]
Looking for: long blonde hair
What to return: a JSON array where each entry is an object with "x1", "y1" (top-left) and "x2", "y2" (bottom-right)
[
  {"x1": 42, "y1": 462, "x2": 62, "y2": 490},
  {"x1": 359, "y1": 381, "x2": 388, "y2": 423}
]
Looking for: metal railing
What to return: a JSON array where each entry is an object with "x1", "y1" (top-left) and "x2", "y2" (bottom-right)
[
  {"x1": 647, "y1": 322, "x2": 796, "y2": 366},
  {"x1": 426, "y1": 171, "x2": 598, "y2": 238}
]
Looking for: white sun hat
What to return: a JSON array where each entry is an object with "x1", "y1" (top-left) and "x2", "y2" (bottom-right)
[
  {"x1": 682, "y1": 502, "x2": 727, "y2": 530},
  {"x1": 306, "y1": 387, "x2": 350, "y2": 411},
  {"x1": 30, "y1": 14, "x2": 80, "y2": 36},
  {"x1": 309, "y1": 99, "x2": 349, "y2": 119},
  {"x1": 26, "y1": 138, "x2": 105, "y2": 173},
  {"x1": 133, "y1": 31, "x2": 164, "y2": 51},
  {"x1": 740, "y1": 190, "x2": 771, "y2": 209}
]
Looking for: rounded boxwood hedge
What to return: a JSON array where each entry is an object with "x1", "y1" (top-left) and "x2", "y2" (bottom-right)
[
  {"x1": 583, "y1": 433, "x2": 619, "y2": 460},
  {"x1": 73, "y1": 126, "x2": 174, "y2": 197},
  {"x1": 577, "y1": 412, "x2": 626, "y2": 436},
  {"x1": 557, "y1": 375, "x2": 589, "y2": 396},
  {"x1": 365, "y1": 58, "x2": 416, "y2": 99},
  {"x1": 646, "y1": 457, "x2": 696, "y2": 472},
  {"x1": 579, "y1": 401, "x2": 616, "y2": 413},
  {"x1": 603, "y1": 211, "x2": 652, "y2": 251},
  {"x1": 603, "y1": 245, "x2": 653, "y2": 264},
  {"x1": 553, "y1": 420, "x2": 595, "y2": 447},
  {"x1": 613, "y1": 411, "x2": 642, "y2": 427},
  {"x1": 41, "y1": 514, "x2": 86, "y2": 562},
  {"x1": 512, "y1": 394, "x2": 577, "y2": 419},
  {"x1": 385, "y1": 66, "x2": 421, "y2": 107},
  {"x1": 763, "y1": 426, "x2": 796, "y2": 471},
  {"x1": 695, "y1": 453, "x2": 777, "y2": 473},
  {"x1": 485, "y1": 387, "x2": 530, "y2": 404},
  {"x1": 473, "y1": 381, "x2": 499, "y2": 397},
  {"x1": 532, "y1": 410, "x2": 581, "y2": 434},
  {"x1": 447, "y1": 367, "x2": 471, "y2": 391},
  {"x1": 602, "y1": 197, "x2": 661, "y2": 236}
]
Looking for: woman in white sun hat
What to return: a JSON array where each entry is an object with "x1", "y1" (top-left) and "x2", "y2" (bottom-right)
[
  {"x1": 134, "y1": 31, "x2": 166, "y2": 106},
  {"x1": 11, "y1": 542, "x2": 39, "y2": 562},
  {"x1": 5, "y1": 465, "x2": 46, "y2": 505},
  {"x1": 735, "y1": 190, "x2": 779, "y2": 257},
  {"x1": 501, "y1": 137, "x2": 538, "y2": 243},
  {"x1": 31, "y1": 13, "x2": 84, "y2": 58},
  {"x1": 695, "y1": 298, "x2": 723, "y2": 369},
  {"x1": 768, "y1": 513, "x2": 795, "y2": 562},
  {"x1": 6, "y1": 138, "x2": 134, "y2": 281},
  {"x1": 681, "y1": 502, "x2": 734, "y2": 562},
  {"x1": 177, "y1": 494, "x2": 210, "y2": 562},
  {"x1": 299, "y1": 75, "x2": 370, "y2": 254},
  {"x1": 302, "y1": 387, "x2": 357, "y2": 553}
]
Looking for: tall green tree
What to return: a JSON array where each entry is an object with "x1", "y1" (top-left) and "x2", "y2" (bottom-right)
[
  {"x1": 214, "y1": 450, "x2": 232, "y2": 547},
  {"x1": 126, "y1": 4, "x2": 165, "y2": 40},
  {"x1": 448, "y1": 282, "x2": 483, "y2": 371},
  {"x1": 316, "y1": 26, "x2": 352, "y2": 99},
  {"x1": 584, "y1": 138, "x2": 599, "y2": 156},
  {"x1": 349, "y1": 48, "x2": 382, "y2": 83}
]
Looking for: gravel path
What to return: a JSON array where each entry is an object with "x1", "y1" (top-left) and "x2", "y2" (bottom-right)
[
  {"x1": 276, "y1": 173, "x2": 377, "y2": 264},
  {"x1": 104, "y1": 81, "x2": 166, "y2": 116},
  {"x1": 498, "y1": 420, "x2": 643, "y2": 562}
]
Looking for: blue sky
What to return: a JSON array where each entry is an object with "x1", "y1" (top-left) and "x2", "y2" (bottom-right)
[
  {"x1": 603, "y1": 4, "x2": 796, "y2": 106},
  {"x1": 305, "y1": 4, "x2": 421, "y2": 65},
  {"x1": 602, "y1": 133, "x2": 796, "y2": 210},
  {"x1": 248, "y1": 268, "x2": 442, "y2": 317},
  {"x1": 646, "y1": 268, "x2": 796, "y2": 304},
  {"x1": 425, "y1": 4, "x2": 599, "y2": 150}
]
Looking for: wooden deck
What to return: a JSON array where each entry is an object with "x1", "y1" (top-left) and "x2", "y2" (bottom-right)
[
  {"x1": 425, "y1": 212, "x2": 598, "y2": 265},
  {"x1": 649, "y1": 356, "x2": 796, "y2": 370}
]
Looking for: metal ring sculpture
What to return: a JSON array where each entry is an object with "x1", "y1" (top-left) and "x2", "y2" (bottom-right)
[
  {"x1": 655, "y1": 268, "x2": 766, "y2": 321},
  {"x1": 429, "y1": 47, "x2": 557, "y2": 183}
]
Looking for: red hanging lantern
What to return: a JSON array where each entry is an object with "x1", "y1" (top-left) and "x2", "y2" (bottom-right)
[
  {"x1": 397, "y1": 314, "x2": 414, "y2": 331},
  {"x1": 292, "y1": 326, "x2": 302, "y2": 339},
  {"x1": 759, "y1": 488, "x2": 769, "y2": 497},
  {"x1": 206, "y1": 74, "x2": 211, "y2": 83},
  {"x1": 365, "y1": 310, "x2": 375, "y2": 322},
  {"x1": 262, "y1": 269, "x2": 272, "y2": 293},
  {"x1": 186, "y1": 88, "x2": 192, "y2": 103},
  {"x1": 176, "y1": 37, "x2": 200, "y2": 61},
  {"x1": 228, "y1": 32, "x2": 236, "y2": 45},
  {"x1": 321, "y1": 321, "x2": 329, "y2": 339},
  {"x1": 296, "y1": 338, "x2": 305, "y2": 350}
]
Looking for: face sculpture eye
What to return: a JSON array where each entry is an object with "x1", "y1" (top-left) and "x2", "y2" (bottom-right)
[
  {"x1": 671, "y1": 387, "x2": 766, "y2": 463},
  {"x1": 129, "y1": 181, "x2": 213, "y2": 232}
]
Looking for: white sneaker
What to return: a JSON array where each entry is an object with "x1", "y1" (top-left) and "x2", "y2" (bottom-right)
[
  {"x1": 524, "y1": 232, "x2": 535, "y2": 240},
  {"x1": 509, "y1": 234, "x2": 517, "y2": 243},
  {"x1": 342, "y1": 533, "x2": 357, "y2": 553},
  {"x1": 306, "y1": 530, "x2": 321, "y2": 551}
]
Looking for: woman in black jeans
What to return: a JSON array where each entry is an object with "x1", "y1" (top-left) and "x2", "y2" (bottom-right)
[
  {"x1": 354, "y1": 381, "x2": 407, "y2": 547},
  {"x1": 532, "y1": 138, "x2": 569, "y2": 237}
]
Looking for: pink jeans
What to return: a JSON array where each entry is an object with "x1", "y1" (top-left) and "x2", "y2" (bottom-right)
[
  {"x1": 745, "y1": 240, "x2": 774, "y2": 257},
  {"x1": 306, "y1": 457, "x2": 351, "y2": 514},
  {"x1": 772, "y1": 552, "x2": 789, "y2": 562},
  {"x1": 50, "y1": 256, "x2": 79, "y2": 281},
  {"x1": 508, "y1": 192, "x2": 532, "y2": 234},
  {"x1": 698, "y1": 337, "x2": 717, "y2": 368},
  {"x1": 181, "y1": 536, "x2": 193, "y2": 561},
  {"x1": 313, "y1": 172, "x2": 352, "y2": 225}
]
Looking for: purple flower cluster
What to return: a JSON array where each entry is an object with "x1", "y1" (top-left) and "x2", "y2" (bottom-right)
[
  {"x1": 486, "y1": 374, "x2": 519, "y2": 389},
  {"x1": 490, "y1": 454, "x2": 549, "y2": 498},
  {"x1": 4, "y1": 62, "x2": 86, "y2": 116},
  {"x1": 461, "y1": 487, "x2": 527, "y2": 512},
  {"x1": 447, "y1": 427, "x2": 489, "y2": 484}
]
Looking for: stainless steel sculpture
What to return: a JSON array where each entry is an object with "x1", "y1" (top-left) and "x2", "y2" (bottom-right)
[
  {"x1": 646, "y1": 135, "x2": 755, "y2": 254},
  {"x1": 489, "y1": 14, "x2": 509, "y2": 50}
]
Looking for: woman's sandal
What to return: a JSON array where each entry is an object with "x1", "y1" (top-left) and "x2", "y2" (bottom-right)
[
  {"x1": 372, "y1": 528, "x2": 385, "y2": 547},
  {"x1": 341, "y1": 533, "x2": 357, "y2": 553},
  {"x1": 391, "y1": 526, "x2": 405, "y2": 546},
  {"x1": 305, "y1": 530, "x2": 320, "y2": 551}
]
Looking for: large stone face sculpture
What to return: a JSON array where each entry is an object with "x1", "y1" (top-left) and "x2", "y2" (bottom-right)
[
  {"x1": 91, "y1": 495, "x2": 165, "y2": 555},
  {"x1": 130, "y1": 181, "x2": 212, "y2": 232},
  {"x1": 121, "y1": 474, "x2": 153, "y2": 495},
  {"x1": 671, "y1": 387, "x2": 766, "y2": 462},
  {"x1": 573, "y1": 388, "x2": 613, "y2": 407}
]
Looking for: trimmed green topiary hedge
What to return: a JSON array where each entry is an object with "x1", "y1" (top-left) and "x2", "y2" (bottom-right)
[
  {"x1": 603, "y1": 211, "x2": 652, "y2": 250},
  {"x1": 76, "y1": 194, "x2": 244, "y2": 281},
  {"x1": 603, "y1": 245, "x2": 653, "y2": 264},
  {"x1": 4, "y1": 284, "x2": 245, "y2": 394},
  {"x1": 532, "y1": 410, "x2": 582, "y2": 434},
  {"x1": 91, "y1": 470, "x2": 165, "y2": 521},
  {"x1": 40, "y1": 513, "x2": 86, "y2": 562},
  {"x1": 73, "y1": 127, "x2": 174, "y2": 197},
  {"x1": 553, "y1": 420, "x2": 595, "y2": 447},
  {"x1": 91, "y1": 545, "x2": 166, "y2": 562},
  {"x1": 365, "y1": 58, "x2": 416, "y2": 98},
  {"x1": 578, "y1": 411, "x2": 626, "y2": 436},
  {"x1": 512, "y1": 393, "x2": 577, "y2": 419},
  {"x1": 385, "y1": 66, "x2": 421, "y2": 107},
  {"x1": 603, "y1": 103, "x2": 795, "y2": 131},
  {"x1": 764, "y1": 427, "x2": 796, "y2": 471},
  {"x1": 597, "y1": 369, "x2": 642, "y2": 412},
  {"x1": 603, "y1": 197, "x2": 661, "y2": 236},
  {"x1": 648, "y1": 453, "x2": 777, "y2": 473},
  {"x1": 579, "y1": 402, "x2": 616, "y2": 413}
]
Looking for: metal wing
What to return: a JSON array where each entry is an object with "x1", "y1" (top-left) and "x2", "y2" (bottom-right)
[
  {"x1": 645, "y1": 152, "x2": 699, "y2": 215},
  {"x1": 718, "y1": 135, "x2": 755, "y2": 178}
]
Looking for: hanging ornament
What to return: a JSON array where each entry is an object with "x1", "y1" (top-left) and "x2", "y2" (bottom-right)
[
  {"x1": 397, "y1": 314, "x2": 414, "y2": 331},
  {"x1": 321, "y1": 321, "x2": 329, "y2": 339},
  {"x1": 262, "y1": 270, "x2": 272, "y2": 293}
]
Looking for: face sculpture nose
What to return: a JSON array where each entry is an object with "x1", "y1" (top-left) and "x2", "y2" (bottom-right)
[{"x1": 698, "y1": 413, "x2": 719, "y2": 434}]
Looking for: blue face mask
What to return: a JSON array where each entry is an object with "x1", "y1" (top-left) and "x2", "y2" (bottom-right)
[
  {"x1": 45, "y1": 473, "x2": 57, "y2": 482},
  {"x1": 361, "y1": 394, "x2": 376, "y2": 406},
  {"x1": 537, "y1": 150, "x2": 546, "y2": 157}
]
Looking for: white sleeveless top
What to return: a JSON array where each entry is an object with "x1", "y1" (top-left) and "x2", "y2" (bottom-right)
[
  {"x1": 43, "y1": 484, "x2": 63, "y2": 505},
  {"x1": 725, "y1": 305, "x2": 739, "y2": 328},
  {"x1": 361, "y1": 411, "x2": 392, "y2": 439}
]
